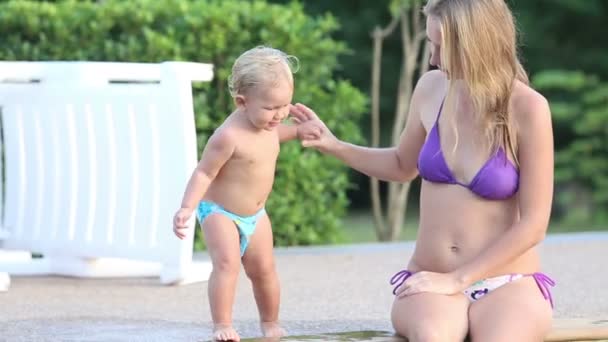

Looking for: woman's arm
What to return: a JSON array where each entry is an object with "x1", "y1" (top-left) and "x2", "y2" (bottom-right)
[
  {"x1": 323, "y1": 140, "x2": 419, "y2": 183},
  {"x1": 291, "y1": 71, "x2": 442, "y2": 182}
]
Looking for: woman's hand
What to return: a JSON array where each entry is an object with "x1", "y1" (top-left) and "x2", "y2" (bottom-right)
[
  {"x1": 289, "y1": 103, "x2": 340, "y2": 154},
  {"x1": 394, "y1": 271, "x2": 466, "y2": 298}
]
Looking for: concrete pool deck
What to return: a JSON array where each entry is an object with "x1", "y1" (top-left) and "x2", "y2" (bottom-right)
[{"x1": 1, "y1": 232, "x2": 607, "y2": 341}]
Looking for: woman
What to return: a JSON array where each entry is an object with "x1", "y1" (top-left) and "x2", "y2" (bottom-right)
[{"x1": 290, "y1": 0, "x2": 555, "y2": 340}]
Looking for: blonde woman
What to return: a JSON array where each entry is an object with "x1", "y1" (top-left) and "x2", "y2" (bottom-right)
[{"x1": 290, "y1": 0, "x2": 555, "y2": 340}]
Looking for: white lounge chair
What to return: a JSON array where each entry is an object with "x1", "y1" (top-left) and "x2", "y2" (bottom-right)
[{"x1": 0, "y1": 61, "x2": 213, "y2": 285}]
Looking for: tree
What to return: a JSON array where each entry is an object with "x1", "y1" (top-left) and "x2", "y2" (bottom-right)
[
  {"x1": 533, "y1": 70, "x2": 608, "y2": 225},
  {"x1": 369, "y1": 0, "x2": 429, "y2": 241},
  {"x1": 513, "y1": 0, "x2": 608, "y2": 79},
  {"x1": 0, "y1": 0, "x2": 367, "y2": 247}
]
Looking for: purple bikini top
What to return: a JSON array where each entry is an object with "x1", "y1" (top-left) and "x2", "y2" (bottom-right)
[{"x1": 417, "y1": 100, "x2": 519, "y2": 200}]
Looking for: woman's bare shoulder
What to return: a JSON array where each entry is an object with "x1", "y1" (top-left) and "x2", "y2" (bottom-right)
[
  {"x1": 417, "y1": 69, "x2": 447, "y2": 93},
  {"x1": 511, "y1": 81, "x2": 551, "y2": 127},
  {"x1": 413, "y1": 70, "x2": 448, "y2": 123}
]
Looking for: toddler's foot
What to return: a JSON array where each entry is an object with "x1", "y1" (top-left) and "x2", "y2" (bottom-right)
[
  {"x1": 213, "y1": 324, "x2": 240, "y2": 341},
  {"x1": 261, "y1": 321, "x2": 287, "y2": 338}
]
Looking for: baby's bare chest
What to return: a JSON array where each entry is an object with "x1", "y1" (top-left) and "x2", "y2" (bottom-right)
[{"x1": 229, "y1": 136, "x2": 280, "y2": 170}]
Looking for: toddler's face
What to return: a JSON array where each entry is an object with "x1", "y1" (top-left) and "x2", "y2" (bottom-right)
[{"x1": 245, "y1": 77, "x2": 293, "y2": 131}]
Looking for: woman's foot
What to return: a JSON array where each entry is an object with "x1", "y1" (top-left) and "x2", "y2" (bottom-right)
[
  {"x1": 260, "y1": 321, "x2": 287, "y2": 338},
  {"x1": 213, "y1": 324, "x2": 240, "y2": 341}
]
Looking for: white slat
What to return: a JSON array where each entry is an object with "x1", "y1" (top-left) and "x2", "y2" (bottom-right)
[
  {"x1": 0, "y1": 107, "x2": 5, "y2": 238},
  {"x1": 3, "y1": 105, "x2": 26, "y2": 240},
  {"x1": 0, "y1": 61, "x2": 213, "y2": 284}
]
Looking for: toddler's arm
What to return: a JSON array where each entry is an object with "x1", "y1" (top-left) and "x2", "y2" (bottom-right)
[
  {"x1": 173, "y1": 130, "x2": 236, "y2": 239},
  {"x1": 278, "y1": 122, "x2": 298, "y2": 142},
  {"x1": 278, "y1": 116, "x2": 322, "y2": 143}
]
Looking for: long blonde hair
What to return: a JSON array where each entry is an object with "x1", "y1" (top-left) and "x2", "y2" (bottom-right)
[{"x1": 423, "y1": 0, "x2": 528, "y2": 162}]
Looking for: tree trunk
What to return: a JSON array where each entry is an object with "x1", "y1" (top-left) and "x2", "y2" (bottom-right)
[
  {"x1": 370, "y1": 0, "x2": 429, "y2": 241},
  {"x1": 370, "y1": 14, "x2": 400, "y2": 241}
]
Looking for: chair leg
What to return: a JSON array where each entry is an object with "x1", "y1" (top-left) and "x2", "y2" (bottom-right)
[{"x1": 0, "y1": 272, "x2": 10, "y2": 291}]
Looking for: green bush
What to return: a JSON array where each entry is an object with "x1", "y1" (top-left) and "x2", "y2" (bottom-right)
[
  {"x1": 0, "y1": 0, "x2": 367, "y2": 247},
  {"x1": 533, "y1": 70, "x2": 608, "y2": 226}
]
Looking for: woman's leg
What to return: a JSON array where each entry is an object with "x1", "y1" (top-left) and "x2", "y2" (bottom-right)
[
  {"x1": 469, "y1": 276, "x2": 553, "y2": 342},
  {"x1": 241, "y1": 214, "x2": 285, "y2": 338},
  {"x1": 202, "y1": 213, "x2": 242, "y2": 341},
  {"x1": 392, "y1": 292, "x2": 469, "y2": 342}
]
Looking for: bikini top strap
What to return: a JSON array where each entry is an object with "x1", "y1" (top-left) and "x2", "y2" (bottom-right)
[{"x1": 435, "y1": 96, "x2": 446, "y2": 123}]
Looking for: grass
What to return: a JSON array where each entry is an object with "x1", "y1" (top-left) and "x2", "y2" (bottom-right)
[
  {"x1": 194, "y1": 211, "x2": 607, "y2": 250},
  {"x1": 340, "y1": 211, "x2": 419, "y2": 244},
  {"x1": 340, "y1": 210, "x2": 608, "y2": 245}
]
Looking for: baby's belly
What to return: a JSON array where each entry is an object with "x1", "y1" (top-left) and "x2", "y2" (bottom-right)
[
  {"x1": 409, "y1": 181, "x2": 540, "y2": 275},
  {"x1": 204, "y1": 172, "x2": 275, "y2": 216}
]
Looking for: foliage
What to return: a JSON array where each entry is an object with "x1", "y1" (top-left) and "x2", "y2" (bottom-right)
[
  {"x1": 0, "y1": 0, "x2": 367, "y2": 246},
  {"x1": 367, "y1": 0, "x2": 428, "y2": 241},
  {"x1": 534, "y1": 70, "x2": 608, "y2": 225},
  {"x1": 274, "y1": 0, "x2": 608, "y2": 229},
  {"x1": 513, "y1": 0, "x2": 608, "y2": 79}
]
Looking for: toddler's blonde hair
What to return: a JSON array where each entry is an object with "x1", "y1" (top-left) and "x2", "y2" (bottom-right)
[{"x1": 228, "y1": 46, "x2": 299, "y2": 97}]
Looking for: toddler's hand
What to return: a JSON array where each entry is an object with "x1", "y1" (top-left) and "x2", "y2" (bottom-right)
[
  {"x1": 173, "y1": 207, "x2": 193, "y2": 240},
  {"x1": 296, "y1": 120, "x2": 322, "y2": 141},
  {"x1": 290, "y1": 103, "x2": 339, "y2": 153}
]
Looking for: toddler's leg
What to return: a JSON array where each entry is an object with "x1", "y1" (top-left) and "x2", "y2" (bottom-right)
[
  {"x1": 202, "y1": 214, "x2": 242, "y2": 341},
  {"x1": 241, "y1": 214, "x2": 286, "y2": 338}
]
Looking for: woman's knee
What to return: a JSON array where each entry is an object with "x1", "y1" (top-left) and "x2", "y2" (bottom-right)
[
  {"x1": 391, "y1": 294, "x2": 469, "y2": 342},
  {"x1": 401, "y1": 321, "x2": 465, "y2": 342}
]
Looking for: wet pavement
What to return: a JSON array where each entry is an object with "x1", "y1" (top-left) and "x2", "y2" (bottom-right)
[
  {"x1": 0, "y1": 318, "x2": 401, "y2": 341},
  {"x1": 1, "y1": 232, "x2": 607, "y2": 341}
]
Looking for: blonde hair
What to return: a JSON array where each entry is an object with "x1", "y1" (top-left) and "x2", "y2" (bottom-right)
[
  {"x1": 227, "y1": 45, "x2": 299, "y2": 97},
  {"x1": 423, "y1": 0, "x2": 527, "y2": 162}
]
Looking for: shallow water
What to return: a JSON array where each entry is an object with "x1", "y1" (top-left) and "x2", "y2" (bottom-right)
[
  {"x1": 0, "y1": 318, "x2": 401, "y2": 342},
  {"x1": 242, "y1": 330, "x2": 402, "y2": 342},
  {"x1": 3, "y1": 317, "x2": 608, "y2": 341}
]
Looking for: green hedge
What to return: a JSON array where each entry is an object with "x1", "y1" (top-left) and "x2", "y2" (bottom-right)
[
  {"x1": 0, "y1": 0, "x2": 367, "y2": 247},
  {"x1": 533, "y1": 70, "x2": 608, "y2": 226}
]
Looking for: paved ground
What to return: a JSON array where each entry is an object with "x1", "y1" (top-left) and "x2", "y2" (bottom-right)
[{"x1": 1, "y1": 232, "x2": 607, "y2": 341}]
